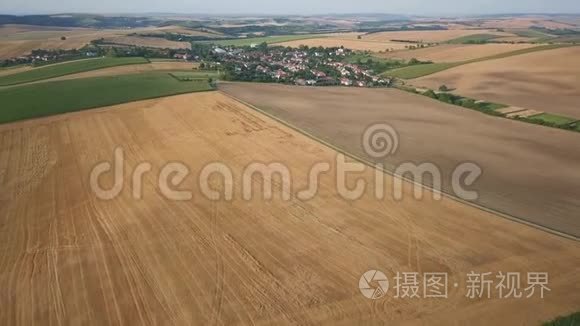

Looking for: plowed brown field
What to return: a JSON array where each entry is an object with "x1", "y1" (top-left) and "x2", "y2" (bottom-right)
[{"x1": 1, "y1": 91, "x2": 579, "y2": 325}]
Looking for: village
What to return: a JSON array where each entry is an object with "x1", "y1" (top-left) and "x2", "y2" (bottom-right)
[{"x1": 203, "y1": 43, "x2": 393, "y2": 87}]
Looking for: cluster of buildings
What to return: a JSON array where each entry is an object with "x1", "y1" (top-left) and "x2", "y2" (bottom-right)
[{"x1": 208, "y1": 45, "x2": 392, "y2": 87}]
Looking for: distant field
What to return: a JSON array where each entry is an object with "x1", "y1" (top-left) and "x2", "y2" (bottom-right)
[
  {"x1": 0, "y1": 24, "x2": 167, "y2": 59},
  {"x1": 385, "y1": 44, "x2": 567, "y2": 78},
  {"x1": 414, "y1": 46, "x2": 580, "y2": 119},
  {"x1": 0, "y1": 72, "x2": 213, "y2": 123},
  {"x1": 350, "y1": 29, "x2": 513, "y2": 43},
  {"x1": 102, "y1": 36, "x2": 191, "y2": 49},
  {"x1": 199, "y1": 34, "x2": 324, "y2": 46},
  {"x1": 446, "y1": 34, "x2": 504, "y2": 44},
  {"x1": 0, "y1": 57, "x2": 149, "y2": 86},
  {"x1": 276, "y1": 37, "x2": 414, "y2": 51},
  {"x1": 478, "y1": 18, "x2": 575, "y2": 29},
  {"x1": 379, "y1": 44, "x2": 538, "y2": 63}
]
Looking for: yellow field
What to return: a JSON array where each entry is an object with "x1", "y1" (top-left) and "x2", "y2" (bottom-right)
[
  {"x1": 378, "y1": 43, "x2": 538, "y2": 62},
  {"x1": 414, "y1": 46, "x2": 580, "y2": 118},
  {"x1": 0, "y1": 91, "x2": 578, "y2": 325}
]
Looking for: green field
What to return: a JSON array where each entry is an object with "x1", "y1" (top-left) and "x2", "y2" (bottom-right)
[
  {"x1": 386, "y1": 62, "x2": 459, "y2": 79},
  {"x1": 169, "y1": 71, "x2": 222, "y2": 81},
  {"x1": 447, "y1": 34, "x2": 502, "y2": 44},
  {"x1": 0, "y1": 72, "x2": 213, "y2": 124},
  {"x1": 529, "y1": 113, "x2": 578, "y2": 126},
  {"x1": 543, "y1": 312, "x2": 580, "y2": 326},
  {"x1": 509, "y1": 28, "x2": 555, "y2": 40},
  {"x1": 384, "y1": 44, "x2": 571, "y2": 79},
  {"x1": 197, "y1": 34, "x2": 325, "y2": 46},
  {"x1": 0, "y1": 57, "x2": 149, "y2": 86}
]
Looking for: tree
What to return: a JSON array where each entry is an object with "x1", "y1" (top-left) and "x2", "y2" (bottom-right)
[
  {"x1": 423, "y1": 90, "x2": 437, "y2": 99},
  {"x1": 439, "y1": 85, "x2": 450, "y2": 92},
  {"x1": 60, "y1": 36, "x2": 67, "y2": 41}
]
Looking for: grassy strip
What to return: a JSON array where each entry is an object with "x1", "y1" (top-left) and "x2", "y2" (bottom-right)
[
  {"x1": 196, "y1": 34, "x2": 326, "y2": 46},
  {"x1": 543, "y1": 312, "x2": 580, "y2": 326},
  {"x1": 400, "y1": 86, "x2": 579, "y2": 133},
  {"x1": 169, "y1": 71, "x2": 222, "y2": 80},
  {"x1": 0, "y1": 57, "x2": 149, "y2": 86},
  {"x1": 384, "y1": 44, "x2": 572, "y2": 79},
  {"x1": 446, "y1": 34, "x2": 503, "y2": 44},
  {"x1": 529, "y1": 113, "x2": 578, "y2": 125},
  {"x1": 0, "y1": 72, "x2": 213, "y2": 124},
  {"x1": 385, "y1": 63, "x2": 460, "y2": 79}
]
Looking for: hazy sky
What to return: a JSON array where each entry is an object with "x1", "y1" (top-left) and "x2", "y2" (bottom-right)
[{"x1": 2, "y1": 0, "x2": 580, "y2": 16}]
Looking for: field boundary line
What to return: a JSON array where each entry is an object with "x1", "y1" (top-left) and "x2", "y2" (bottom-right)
[{"x1": 220, "y1": 89, "x2": 579, "y2": 242}]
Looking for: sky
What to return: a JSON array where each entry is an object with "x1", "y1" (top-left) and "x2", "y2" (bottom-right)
[{"x1": 2, "y1": 0, "x2": 580, "y2": 16}]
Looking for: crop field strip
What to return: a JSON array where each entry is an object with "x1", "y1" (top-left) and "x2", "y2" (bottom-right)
[
  {"x1": 1, "y1": 91, "x2": 579, "y2": 325},
  {"x1": 0, "y1": 57, "x2": 150, "y2": 86}
]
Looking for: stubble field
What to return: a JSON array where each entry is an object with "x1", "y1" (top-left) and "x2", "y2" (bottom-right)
[
  {"x1": 219, "y1": 83, "x2": 580, "y2": 238},
  {"x1": 1, "y1": 91, "x2": 579, "y2": 325},
  {"x1": 414, "y1": 46, "x2": 580, "y2": 118}
]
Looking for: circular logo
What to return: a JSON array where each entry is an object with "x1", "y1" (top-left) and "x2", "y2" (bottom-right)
[
  {"x1": 362, "y1": 123, "x2": 399, "y2": 159},
  {"x1": 359, "y1": 270, "x2": 389, "y2": 300}
]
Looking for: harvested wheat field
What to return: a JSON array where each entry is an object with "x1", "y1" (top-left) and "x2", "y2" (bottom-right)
[
  {"x1": 414, "y1": 46, "x2": 580, "y2": 118},
  {"x1": 0, "y1": 91, "x2": 579, "y2": 325},
  {"x1": 344, "y1": 29, "x2": 513, "y2": 43},
  {"x1": 220, "y1": 83, "x2": 580, "y2": 238},
  {"x1": 276, "y1": 37, "x2": 414, "y2": 52},
  {"x1": 378, "y1": 43, "x2": 538, "y2": 62}
]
